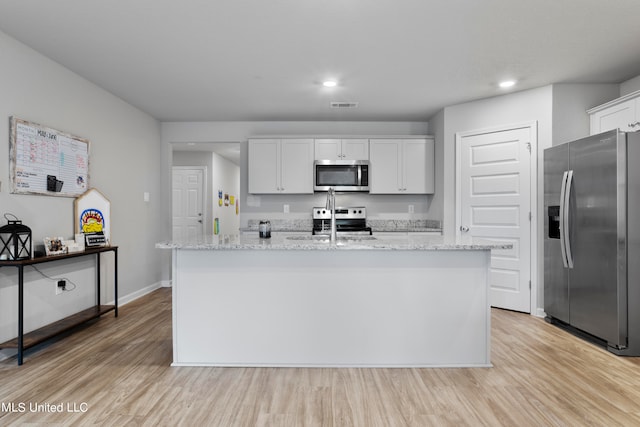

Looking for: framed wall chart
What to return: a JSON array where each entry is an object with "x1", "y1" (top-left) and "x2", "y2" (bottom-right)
[{"x1": 9, "y1": 116, "x2": 90, "y2": 197}]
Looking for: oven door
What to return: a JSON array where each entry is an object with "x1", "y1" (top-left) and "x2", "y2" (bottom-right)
[{"x1": 314, "y1": 160, "x2": 369, "y2": 192}]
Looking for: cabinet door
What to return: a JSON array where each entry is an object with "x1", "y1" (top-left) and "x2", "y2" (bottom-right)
[
  {"x1": 281, "y1": 139, "x2": 314, "y2": 193},
  {"x1": 369, "y1": 139, "x2": 402, "y2": 193},
  {"x1": 341, "y1": 139, "x2": 369, "y2": 160},
  {"x1": 248, "y1": 139, "x2": 280, "y2": 193},
  {"x1": 314, "y1": 139, "x2": 341, "y2": 160},
  {"x1": 403, "y1": 138, "x2": 434, "y2": 194},
  {"x1": 635, "y1": 97, "x2": 640, "y2": 130},
  {"x1": 590, "y1": 98, "x2": 636, "y2": 134}
]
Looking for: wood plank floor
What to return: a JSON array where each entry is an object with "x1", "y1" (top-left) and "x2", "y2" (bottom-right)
[{"x1": 2, "y1": 287, "x2": 640, "y2": 426}]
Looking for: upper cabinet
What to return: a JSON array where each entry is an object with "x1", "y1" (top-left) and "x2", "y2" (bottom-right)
[
  {"x1": 314, "y1": 139, "x2": 369, "y2": 160},
  {"x1": 248, "y1": 138, "x2": 314, "y2": 194},
  {"x1": 369, "y1": 138, "x2": 435, "y2": 194},
  {"x1": 588, "y1": 90, "x2": 640, "y2": 134}
]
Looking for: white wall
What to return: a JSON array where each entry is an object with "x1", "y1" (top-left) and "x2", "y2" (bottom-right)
[
  {"x1": 172, "y1": 150, "x2": 240, "y2": 235},
  {"x1": 0, "y1": 31, "x2": 163, "y2": 349},
  {"x1": 427, "y1": 110, "x2": 445, "y2": 222},
  {"x1": 620, "y1": 74, "x2": 640, "y2": 96},
  {"x1": 433, "y1": 86, "x2": 552, "y2": 317},
  {"x1": 210, "y1": 152, "x2": 240, "y2": 235},
  {"x1": 429, "y1": 83, "x2": 622, "y2": 316},
  {"x1": 172, "y1": 151, "x2": 213, "y2": 235},
  {"x1": 552, "y1": 83, "x2": 619, "y2": 145}
]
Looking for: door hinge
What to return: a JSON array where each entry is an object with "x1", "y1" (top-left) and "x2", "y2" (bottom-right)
[
  {"x1": 529, "y1": 280, "x2": 532, "y2": 290},
  {"x1": 529, "y1": 212, "x2": 532, "y2": 221},
  {"x1": 525, "y1": 142, "x2": 531, "y2": 152}
]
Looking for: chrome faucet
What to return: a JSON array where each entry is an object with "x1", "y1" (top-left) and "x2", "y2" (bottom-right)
[{"x1": 325, "y1": 187, "x2": 337, "y2": 243}]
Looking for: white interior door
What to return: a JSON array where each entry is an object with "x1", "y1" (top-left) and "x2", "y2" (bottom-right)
[
  {"x1": 457, "y1": 125, "x2": 533, "y2": 312},
  {"x1": 172, "y1": 167, "x2": 204, "y2": 240}
]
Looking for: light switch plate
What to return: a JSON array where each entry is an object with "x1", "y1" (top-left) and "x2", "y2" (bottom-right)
[{"x1": 284, "y1": 204, "x2": 290, "y2": 213}]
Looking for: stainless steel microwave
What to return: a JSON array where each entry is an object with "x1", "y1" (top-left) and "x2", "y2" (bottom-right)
[{"x1": 314, "y1": 160, "x2": 369, "y2": 192}]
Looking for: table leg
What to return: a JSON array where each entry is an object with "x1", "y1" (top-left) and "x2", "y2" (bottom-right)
[
  {"x1": 96, "y1": 252, "x2": 101, "y2": 307},
  {"x1": 18, "y1": 266, "x2": 24, "y2": 366},
  {"x1": 114, "y1": 248, "x2": 118, "y2": 317}
]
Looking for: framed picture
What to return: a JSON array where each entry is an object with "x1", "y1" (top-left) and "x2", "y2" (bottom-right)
[{"x1": 44, "y1": 237, "x2": 66, "y2": 256}]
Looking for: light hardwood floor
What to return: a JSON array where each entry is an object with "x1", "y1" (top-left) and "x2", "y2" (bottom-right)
[{"x1": 2, "y1": 287, "x2": 640, "y2": 426}]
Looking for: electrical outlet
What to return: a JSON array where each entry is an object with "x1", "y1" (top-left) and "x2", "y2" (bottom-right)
[
  {"x1": 284, "y1": 204, "x2": 290, "y2": 213},
  {"x1": 408, "y1": 205, "x2": 414, "y2": 214},
  {"x1": 56, "y1": 280, "x2": 65, "y2": 295}
]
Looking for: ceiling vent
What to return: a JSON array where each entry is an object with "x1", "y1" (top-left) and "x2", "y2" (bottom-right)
[{"x1": 330, "y1": 102, "x2": 359, "y2": 109}]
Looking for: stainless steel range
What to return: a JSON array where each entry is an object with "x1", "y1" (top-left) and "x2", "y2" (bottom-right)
[{"x1": 312, "y1": 206, "x2": 372, "y2": 236}]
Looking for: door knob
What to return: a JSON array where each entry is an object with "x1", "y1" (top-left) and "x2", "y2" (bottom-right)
[{"x1": 460, "y1": 225, "x2": 470, "y2": 232}]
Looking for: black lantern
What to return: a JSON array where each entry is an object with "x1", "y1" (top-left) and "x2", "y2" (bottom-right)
[{"x1": 0, "y1": 214, "x2": 32, "y2": 260}]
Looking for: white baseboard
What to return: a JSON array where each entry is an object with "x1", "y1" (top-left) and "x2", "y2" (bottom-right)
[
  {"x1": 106, "y1": 280, "x2": 171, "y2": 306},
  {"x1": 0, "y1": 349, "x2": 16, "y2": 362},
  {"x1": 535, "y1": 308, "x2": 547, "y2": 318}
]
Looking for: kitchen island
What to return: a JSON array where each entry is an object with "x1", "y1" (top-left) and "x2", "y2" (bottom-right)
[{"x1": 157, "y1": 234, "x2": 510, "y2": 368}]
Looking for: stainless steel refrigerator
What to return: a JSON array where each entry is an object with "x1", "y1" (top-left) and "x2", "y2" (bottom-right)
[{"x1": 544, "y1": 129, "x2": 640, "y2": 355}]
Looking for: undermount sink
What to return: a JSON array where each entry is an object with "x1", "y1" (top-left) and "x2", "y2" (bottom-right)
[{"x1": 286, "y1": 235, "x2": 377, "y2": 242}]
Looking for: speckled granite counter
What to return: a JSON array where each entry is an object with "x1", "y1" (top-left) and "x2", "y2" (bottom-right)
[
  {"x1": 156, "y1": 233, "x2": 508, "y2": 251},
  {"x1": 241, "y1": 218, "x2": 442, "y2": 234}
]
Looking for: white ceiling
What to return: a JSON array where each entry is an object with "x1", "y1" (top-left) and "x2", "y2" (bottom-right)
[{"x1": 1, "y1": 0, "x2": 640, "y2": 125}]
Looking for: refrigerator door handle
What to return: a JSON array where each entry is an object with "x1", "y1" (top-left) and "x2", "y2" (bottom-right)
[
  {"x1": 564, "y1": 170, "x2": 574, "y2": 268},
  {"x1": 559, "y1": 171, "x2": 569, "y2": 268}
]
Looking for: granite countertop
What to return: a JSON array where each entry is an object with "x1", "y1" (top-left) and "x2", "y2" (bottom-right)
[
  {"x1": 241, "y1": 218, "x2": 443, "y2": 233},
  {"x1": 156, "y1": 233, "x2": 510, "y2": 251}
]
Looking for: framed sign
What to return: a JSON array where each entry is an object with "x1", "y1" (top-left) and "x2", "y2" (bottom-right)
[
  {"x1": 74, "y1": 188, "x2": 110, "y2": 244},
  {"x1": 9, "y1": 116, "x2": 90, "y2": 197}
]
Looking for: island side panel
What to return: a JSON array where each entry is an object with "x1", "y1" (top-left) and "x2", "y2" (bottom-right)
[{"x1": 172, "y1": 248, "x2": 491, "y2": 367}]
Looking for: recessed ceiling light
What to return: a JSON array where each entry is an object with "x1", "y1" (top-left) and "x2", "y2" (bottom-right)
[
  {"x1": 499, "y1": 80, "x2": 516, "y2": 89},
  {"x1": 323, "y1": 80, "x2": 338, "y2": 88}
]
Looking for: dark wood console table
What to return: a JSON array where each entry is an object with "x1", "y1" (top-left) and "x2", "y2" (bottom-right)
[{"x1": 0, "y1": 246, "x2": 118, "y2": 365}]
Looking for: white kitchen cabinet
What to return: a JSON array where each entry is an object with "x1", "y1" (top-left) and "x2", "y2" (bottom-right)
[
  {"x1": 248, "y1": 138, "x2": 314, "y2": 194},
  {"x1": 369, "y1": 138, "x2": 434, "y2": 194},
  {"x1": 588, "y1": 90, "x2": 640, "y2": 134},
  {"x1": 314, "y1": 138, "x2": 369, "y2": 160}
]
